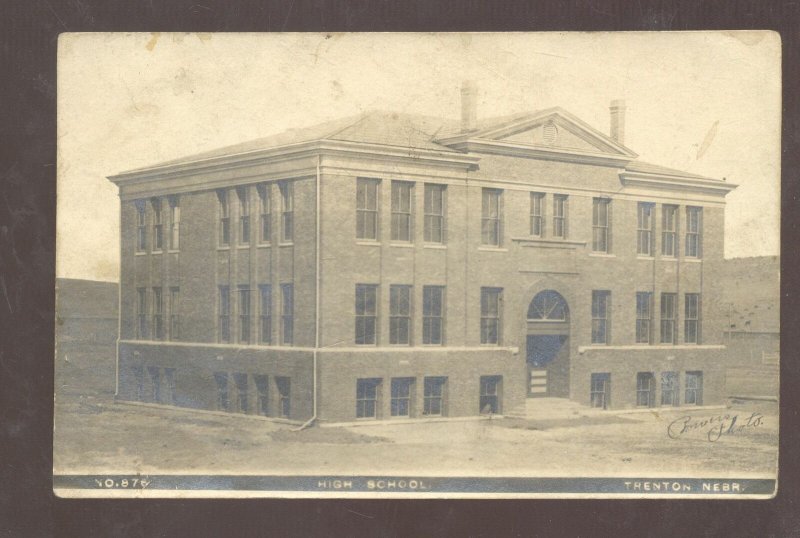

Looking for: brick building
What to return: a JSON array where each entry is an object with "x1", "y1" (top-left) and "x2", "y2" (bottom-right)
[{"x1": 108, "y1": 84, "x2": 736, "y2": 424}]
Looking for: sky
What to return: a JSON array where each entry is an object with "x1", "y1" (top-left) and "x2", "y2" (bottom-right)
[{"x1": 57, "y1": 32, "x2": 781, "y2": 282}]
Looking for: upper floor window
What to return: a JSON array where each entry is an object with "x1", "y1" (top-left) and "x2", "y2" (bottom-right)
[
  {"x1": 169, "y1": 286, "x2": 180, "y2": 341},
  {"x1": 136, "y1": 287, "x2": 147, "y2": 339},
  {"x1": 217, "y1": 190, "x2": 230, "y2": 247},
  {"x1": 280, "y1": 283, "x2": 294, "y2": 345},
  {"x1": 152, "y1": 198, "x2": 163, "y2": 252},
  {"x1": 135, "y1": 201, "x2": 147, "y2": 252},
  {"x1": 637, "y1": 202, "x2": 655, "y2": 256},
  {"x1": 592, "y1": 198, "x2": 611, "y2": 253},
  {"x1": 685, "y1": 206, "x2": 703, "y2": 258},
  {"x1": 355, "y1": 284, "x2": 378, "y2": 345},
  {"x1": 424, "y1": 184, "x2": 446, "y2": 243},
  {"x1": 553, "y1": 194, "x2": 568, "y2": 238},
  {"x1": 480, "y1": 287, "x2": 502, "y2": 344},
  {"x1": 218, "y1": 286, "x2": 231, "y2": 343},
  {"x1": 257, "y1": 184, "x2": 271, "y2": 243},
  {"x1": 660, "y1": 293, "x2": 676, "y2": 344},
  {"x1": 238, "y1": 285, "x2": 251, "y2": 344},
  {"x1": 391, "y1": 181, "x2": 413, "y2": 242},
  {"x1": 530, "y1": 192, "x2": 545, "y2": 236},
  {"x1": 481, "y1": 188, "x2": 502, "y2": 246},
  {"x1": 591, "y1": 290, "x2": 610, "y2": 344},
  {"x1": 279, "y1": 181, "x2": 293, "y2": 243},
  {"x1": 152, "y1": 287, "x2": 164, "y2": 340},
  {"x1": 389, "y1": 285, "x2": 412, "y2": 345},
  {"x1": 237, "y1": 187, "x2": 250, "y2": 245},
  {"x1": 422, "y1": 286, "x2": 445, "y2": 345},
  {"x1": 259, "y1": 284, "x2": 272, "y2": 344},
  {"x1": 168, "y1": 196, "x2": 180, "y2": 250},
  {"x1": 635, "y1": 292, "x2": 652, "y2": 344},
  {"x1": 684, "y1": 293, "x2": 701, "y2": 344},
  {"x1": 356, "y1": 178, "x2": 380, "y2": 240},
  {"x1": 662, "y1": 204, "x2": 678, "y2": 257}
]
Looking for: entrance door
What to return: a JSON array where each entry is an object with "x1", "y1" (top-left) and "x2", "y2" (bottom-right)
[
  {"x1": 526, "y1": 290, "x2": 570, "y2": 397},
  {"x1": 526, "y1": 334, "x2": 567, "y2": 396}
]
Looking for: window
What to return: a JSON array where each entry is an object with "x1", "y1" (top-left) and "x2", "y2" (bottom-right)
[
  {"x1": 152, "y1": 287, "x2": 164, "y2": 340},
  {"x1": 424, "y1": 184, "x2": 445, "y2": 243},
  {"x1": 590, "y1": 373, "x2": 610, "y2": 409},
  {"x1": 258, "y1": 184, "x2": 271, "y2": 243},
  {"x1": 259, "y1": 284, "x2": 272, "y2": 344},
  {"x1": 135, "y1": 201, "x2": 147, "y2": 252},
  {"x1": 279, "y1": 181, "x2": 293, "y2": 242},
  {"x1": 685, "y1": 206, "x2": 703, "y2": 258},
  {"x1": 238, "y1": 286, "x2": 251, "y2": 344},
  {"x1": 481, "y1": 188, "x2": 502, "y2": 246},
  {"x1": 592, "y1": 198, "x2": 611, "y2": 253},
  {"x1": 151, "y1": 198, "x2": 163, "y2": 251},
  {"x1": 391, "y1": 181, "x2": 413, "y2": 242},
  {"x1": 591, "y1": 290, "x2": 610, "y2": 344},
  {"x1": 389, "y1": 285, "x2": 412, "y2": 345},
  {"x1": 662, "y1": 204, "x2": 678, "y2": 257},
  {"x1": 480, "y1": 287, "x2": 502, "y2": 345},
  {"x1": 218, "y1": 286, "x2": 231, "y2": 343},
  {"x1": 217, "y1": 190, "x2": 230, "y2": 246},
  {"x1": 635, "y1": 292, "x2": 652, "y2": 344},
  {"x1": 356, "y1": 178, "x2": 380, "y2": 240},
  {"x1": 527, "y1": 290, "x2": 568, "y2": 321},
  {"x1": 147, "y1": 366, "x2": 161, "y2": 403},
  {"x1": 253, "y1": 374, "x2": 269, "y2": 416},
  {"x1": 214, "y1": 372, "x2": 229, "y2": 411},
  {"x1": 131, "y1": 365, "x2": 144, "y2": 401},
  {"x1": 280, "y1": 283, "x2": 293, "y2": 345},
  {"x1": 530, "y1": 192, "x2": 545, "y2": 236},
  {"x1": 237, "y1": 187, "x2": 250, "y2": 245},
  {"x1": 684, "y1": 293, "x2": 701, "y2": 344},
  {"x1": 275, "y1": 377, "x2": 290, "y2": 418},
  {"x1": 660, "y1": 293, "x2": 677, "y2": 344},
  {"x1": 422, "y1": 286, "x2": 445, "y2": 345},
  {"x1": 423, "y1": 377, "x2": 447, "y2": 416},
  {"x1": 685, "y1": 371, "x2": 703, "y2": 405},
  {"x1": 480, "y1": 376, "x2": 502, "y2": 414},
  {"x1": 169, "y1": 286, "x2": 179, "y2": 341},
  {"x1": 391, "y1": 378, "x2": 414, "y2": 417},
  {"x1": 136, "y1": 287, "x2": 147, "y2": 339},
  {"x1": 355, "y1": 284, "x2": 378, "y2": 345},
  {"x1": 163, "y1": 368, "x2": 176, "y2": 405},
  {"x1": 637, "y1": 202, "x2": 655, "y2": 255},
  {"x1": 168, "y1": 196, "x2": 180, "y2": 250},
  {"x1": 661, "y1": 371, "x2": 679, "y2": 406},
  {"x1": 636, "y1": 372, "x2": 655, "y2": 407},
  {"x1": 356, "y1": 378, "x2": 381, "y2": 419},
  {"x1": 234, "y1": 372, "x2": 248, "y2": 413},
  {"x1": 553, "y1": 195, "x2": 568, "y2": 238}
]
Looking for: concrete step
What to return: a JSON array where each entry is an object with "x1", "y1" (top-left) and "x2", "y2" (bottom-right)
[{"x1": 507, "y1": 397, "x2": 601, "y2": 420}]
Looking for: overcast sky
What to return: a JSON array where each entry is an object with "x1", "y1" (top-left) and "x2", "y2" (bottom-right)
[{"x1": 57, "y1": 32, "x2": 781, "y2": 282}]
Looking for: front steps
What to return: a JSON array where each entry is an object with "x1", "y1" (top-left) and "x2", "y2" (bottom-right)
[{"x1": 507, "y1": 397, "x2": 604, "y2": 420}]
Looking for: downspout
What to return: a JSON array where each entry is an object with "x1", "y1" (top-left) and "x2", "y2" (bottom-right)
[
  {"x1": 294, "y1": 153, "x2": 321, "y2": 430},
  {"x1": 115, "y1": 194, "x2": 122, "y2": 397}
]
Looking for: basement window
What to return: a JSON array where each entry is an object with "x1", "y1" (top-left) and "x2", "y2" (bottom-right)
[
  {"x1": 356, "y1": 378, "x2": 382, "y2": 419},
  {"x1": 276, "y1": 377, "x2": 291, "y2": 419},
  {"x1": 479, "y1": 376, "x2": 502, "y2": 414},
  {"x1": 685, "y1": 371, "x2": 703, "y2": 405},
  {"x1": 423, "y1": 377, "x2": 447, "y2": 416},
  {"x1": 214, "y1": 372, "x2": 230, "y2": 412},
  {"x1": 234, "y1": 372, "x2": 248, "y2": 414},
  {"x1": 391, "y1": 378, "x2": 414, "y2": 418}
]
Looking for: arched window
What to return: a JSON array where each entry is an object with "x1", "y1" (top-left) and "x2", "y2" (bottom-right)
[{"x1": 527, "y1": 290, "x2": 568, "y2": 322}]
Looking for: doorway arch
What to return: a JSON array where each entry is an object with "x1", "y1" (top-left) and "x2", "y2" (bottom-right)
[{"x1": 526, "y1": 290, "x2": 570, "y2": 397}]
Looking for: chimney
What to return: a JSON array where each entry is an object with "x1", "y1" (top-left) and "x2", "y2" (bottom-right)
[
  {"x1": 461, "y1": 80, "x2": 477, "y2": 132},
  {"x1": 609, "y1": 99, "x2": 626, "y2": 144}
]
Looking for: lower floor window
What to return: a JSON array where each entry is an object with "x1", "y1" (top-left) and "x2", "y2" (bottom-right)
[
  {"x1": 685, "y1": 371, "x2": 703, "y2": 405},
  {"x1": 163, "y1": 368, "x2": 176, "y2": 405},
  {"x1": 147, "y1": 366, "x2": 161, "y2": 403},
  {"x1": 636, "y1": 372, "x2": 655, "y2": 407},
  {"x1": 234, "y1": 372, "x2": 249, "y2": 414},
  {"x1": 276, "y1": 377, "x2": 291, "y2": 418},
  {"x1": 356, "y1": 378, "x2": 382, "y2": 419},
  {"x1": 131, "y1": 365, "x2": 144, "y2": 401},
  {"x1": 214, "y1": 372, "x2": 230, "y2": 411},
  {"x1": 254, "y1": 374, "x2": 269, "y2": 416},
  {"x1": 661, "y1": 371, "x2": 679, "y2": 406},
  {"x1": 479, "y1": 376, "x2": 502, "y2": 414},
  {"x1": 590, "y1": 373, "x2": 610, "y2": 409},
  {"x1": 423, "y1": 377, "x2": 447, "y2": 416},
  {"x1": 391, "y1": 377, "x2": 414, "y2": 417}
]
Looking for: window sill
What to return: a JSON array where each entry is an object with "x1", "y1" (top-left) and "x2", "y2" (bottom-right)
[
  {"x1": 152, "y1": 250, "x2": 163, "y2": 255},
  {"x1": 478, "y1": 246, "x2": 508, "y2": 252},
  {"x1": 236, "y1": 244, "x2": 251, "y2": 249},
  {"x1": 661, "y1": 257, "x2": 678, "y2": 261},
  {"x1": 636, "y1": 255, "x2": 655, "y2": 260},
  {"x1": 355, "y1": 241, "x2": 381, "y2": 247},
  {"x1": 390, "y1": 242, "x2": 414, "y2": 249},
  {"x1": 167, "y1": 249, "x2": 180, "y2": 254},
  {"x1": 423, "y1": 243, "x2": 447, "y2": 250},
  {"x1": 588, "y1": 252, "x2": 615, "y2": 258},
  {"x1": 217, "y1": 246, "x2": 231, "y2": 251},
  {"x1": 683, "y1": 258, "x2": 703, "y2": 263},
  {"x1": 257, "y1": 243, "x2": 271, "y2": 248},
  {"x1": 134, "y1": 252, "x2": 147, "y2": 256},
  {"x1": 278, "y1": 242, "x2": 294, "y2": 247}
]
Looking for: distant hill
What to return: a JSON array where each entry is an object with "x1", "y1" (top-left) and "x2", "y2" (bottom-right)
[{"x1": 721, "y1": 256, "x2": 779, "y2": 333}]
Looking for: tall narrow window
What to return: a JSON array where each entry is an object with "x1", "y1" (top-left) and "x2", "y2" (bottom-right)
[
  {"x1": 279, "y1": 181, "x2": 293, "y2": 242},
  {"x1": 590, "y1": 373, "x2": 610, "y2": 409},
  {"x1": 218, "y1": 285, "x2": 231, "y2": 343},
  {"x1": 136, "y1": 287, "x2": 147, "y2": 339},
  {"x1": 234, "y1": 372, "x2": 249, "y2": 413},
  {"x1": 168, "y1": 196, "x2": 180, "y2": 250},
  {"x1": 480, "y1": 287, "x2": 502, "y2": 345},
  {"x1": 660, "y1": 371, "x2": 679, "y2": 406},
  {"x1": 258, "y1": 184, "x2": 271, "y2": 243},
  {"x1": 217, "y1": 190, "x2": 230, "y2": 246},
  {"x1": 135, "y1": 201, "x2": 147, "y2": 252},
  {"x1": 637, "y1": 202, "x2": 655, "y2": 255},
  {"x1": 237, "y1": 187, "x2": 250, "y2": 245},
  {"x1": 259, "y1": 284, "x2": 272, "y2": 344},
  {"x1": 553, "y1": 195, "x2": 568, "y2": 238},
  {"x1": 253, "y1": 374, "x2": 269, "y2": 416},
  {"x1": 423, "y1": 377, "x2": 447, "y2": 416},
  {"x1": 685, "y1": 206, "x2": 703, "y2": 258},
  {"x1": 389, "y1": 285, "x2": 412, "y2": 345},
  {"x1": 163, "y1": 368, "x2": 176, "y2": 405},
  {"x1": 592, "y1": 198, "x2": 611, "y2": 253},
  {"x1": 214, "y1": 372, "x2": 229, "y2": 411},
  {"x1": 662, "y1": 204, "x2": 678, "y2": 257},
  {"x1": 684, "y1": 293, "x2": 701, "y2": 344},
  {"x1": 356, "y1": 378, "x2": 381, "y2": 419},
  {"x1": 152, "y1": 287, "x2": 164, "y2": 340},
  {"x1": 238, "y1": 286, "x2": 251, "y2": 344},
  {"x1": 481, "y1": 188, "x2": 502, "y2": 246},
  {"x1": 280, "y1": 283, "x2": 293, "y2": 345},
  {"x1": 530, "y1": 192, "x2": 545, "y2": 236},
  {"x1": 635, "y1": 292, "x2": 652, "y2": 344},
  {"x1": 636, "y1": 372, "x2": 655, "y2": 407},
  {"x1": 152, "y1": 198, "x2": 163, "y2": 251},
  {"x1": 391, "y1": 378, "x2": 414, "y2": 417},
  {"x1": 422, "y1": 286, "x2": 444, "y2": 345},
  {"x1": 169, "y1": 286, "x2": 179, "y2": 341},
  {"x1": 424, "y1": 184, "x2": 445, "y2": 243},
  {"x1": 355, "y1": 284, "x2": 378, "y2": 345},
  {"x1": 479, "y1": 376, "x2": 502, "y2": 414},
  {"x1": 391, "y1": 181, "x2": 413, "y2": 242},
  {"x1": 356, "y1": 178, "x2": 379, "y2": 240},
  {"x1": 148, "y1": 366, "x2": 161, "y2": 403},
  {"x1": 275, "y1": 377, "x2": 290, "y2": 418},
  {"x1": 685, "y1": 371, "x2": 703, "y2": 405},
  {"x1": 591, "y1": 290, "x2": 610, "y2": 344},
  {"x1": 660, "y1": 293, "x2": 676, "y2": 344}
]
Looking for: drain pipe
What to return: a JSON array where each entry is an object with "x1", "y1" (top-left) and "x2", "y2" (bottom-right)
[{"x1": 293, "y1": 153, "x2": 322, "y2": 431}]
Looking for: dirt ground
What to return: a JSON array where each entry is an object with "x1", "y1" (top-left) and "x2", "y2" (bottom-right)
[{"x1": 54, "y1": 345, "x2": 778, "y2": 478}]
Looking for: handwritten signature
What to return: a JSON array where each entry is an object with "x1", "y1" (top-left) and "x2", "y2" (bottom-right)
[{"x1": 667, "y1": 412, "x2": 764, "y2": 442}]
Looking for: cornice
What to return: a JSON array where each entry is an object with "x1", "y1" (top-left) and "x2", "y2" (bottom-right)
[
  {"x1": 620, "y1": 171, "x2": 737, "y2": 196},
  {"x1": 443, "y1": 139, "x2": 635, "y2": 168}
]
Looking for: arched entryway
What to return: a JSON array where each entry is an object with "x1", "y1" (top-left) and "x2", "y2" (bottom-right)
[{"x1": 526, "y1": 290, "x2": 570, "y2": 397}]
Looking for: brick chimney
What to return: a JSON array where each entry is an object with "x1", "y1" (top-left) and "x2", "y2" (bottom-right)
[
  {"x1": 461, "y1": 80, "x2": 477, "y2": 132},
  {"x1": 609, "y1": 99, "x2": 626, "y2": 144}
]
